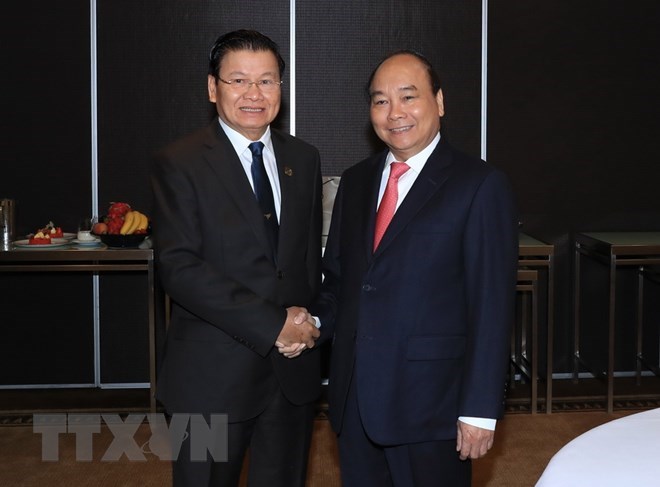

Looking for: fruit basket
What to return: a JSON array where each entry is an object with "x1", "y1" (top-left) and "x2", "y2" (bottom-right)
[
  {"x1": 92, "y1": 202, "x2": 151, "y2": 248},
  {"x1": 96, "y1": 232, "x2": 149, "y2": 248}
]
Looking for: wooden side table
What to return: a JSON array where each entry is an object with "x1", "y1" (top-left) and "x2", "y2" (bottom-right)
[{"x1": 0, "y1": 247, "x2": 157, "y2": 412}]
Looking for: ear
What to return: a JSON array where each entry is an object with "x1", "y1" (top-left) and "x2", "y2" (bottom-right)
[
  {"x1": 208, "y1": 75, "x2": 218, "y2": 103},
  {"x1": 436, "y1": 89, "x2": 445, "y2": 117}
]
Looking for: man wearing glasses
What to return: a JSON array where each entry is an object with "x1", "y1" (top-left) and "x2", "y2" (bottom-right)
[{"x1": 151, "y1": 29, "x2": 322, "y2": 487}]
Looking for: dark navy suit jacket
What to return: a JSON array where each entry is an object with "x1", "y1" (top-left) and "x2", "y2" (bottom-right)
[{"x1": 314, "y1": 138, "x2": 518, "y2": 445}]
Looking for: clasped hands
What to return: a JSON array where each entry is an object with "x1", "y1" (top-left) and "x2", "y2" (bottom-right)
[{"x1": 275, "y1": 306, "x2": 319, "y2": 359}]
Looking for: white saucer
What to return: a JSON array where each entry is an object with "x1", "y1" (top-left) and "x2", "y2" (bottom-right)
[{"x1": 72, "y1": 238, "x2": 102, "y2": 246}]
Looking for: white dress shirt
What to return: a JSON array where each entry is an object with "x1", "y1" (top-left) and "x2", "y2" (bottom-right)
[
  {"x1": 376, "y1": 132, "x2": 440, "y2": 211},
  {"x1": 218, "y1": 118, "x2": 282, "y2": 222}
]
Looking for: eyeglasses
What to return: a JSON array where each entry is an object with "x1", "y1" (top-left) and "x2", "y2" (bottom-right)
[{"x1": 218, "y1": 77, "x2": 283, "y2": 92}]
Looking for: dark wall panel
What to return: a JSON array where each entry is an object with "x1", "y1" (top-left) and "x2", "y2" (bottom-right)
[
  {"x1": 99, "y1": 274, "x2": 150, "y2": 384},
  {"x1": 297, "y1": 0, "x2": 483, "y2": 176},
  {"x1": 1, "y1": 1, "x2": 91, "y2": 234},
  {"x1": 0, "y1": 274, "x2": 94, "y2": 385},
  {"x1": 489, "y1": 2, "x2": 660, "y2": 371},
  {"x1": 96, "y1": 0, "x2": 292, "y2": 214},
  {"x1": 0, "y1": 1, "x2": 94, "y2": 386},
  {"x1": 7, "y1": 0, "x2": 659, "y2": 389},
  {"x1": 94, "y1": 0, "x2": 291, "y2": 382}
]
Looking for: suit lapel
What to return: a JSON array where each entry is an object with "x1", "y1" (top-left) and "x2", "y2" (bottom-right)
[
  {"x1": 203, "y1": 122, "x2": 276, "y2": 263},
  {"x1": 362, "y1": 154, "x2": 388, "y2": 262},
  {"x1": 271, "y1": 132, "x2": 309, "y2": 268},
  {"x1": 271, "y1": 132, "x2": 295, "y2": 257},
  {"x1": 372, "y1": 140, "x2": 454, "y2": 257}
]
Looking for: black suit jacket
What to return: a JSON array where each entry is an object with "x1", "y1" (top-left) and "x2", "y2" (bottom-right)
[
  {"x1": 151, "y1": 121, "x2": 322, "y2": 421},
  {"x1": 314, "y1": 138, "x2": 518, "y2": 445}
]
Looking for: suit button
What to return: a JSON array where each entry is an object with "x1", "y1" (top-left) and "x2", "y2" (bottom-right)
[
  {"x1": 362, "y1": 284, "x2": 374, "y2": 291},
  {"x1": 277, "y1": 270, "x2": 285, "y2": 280}
]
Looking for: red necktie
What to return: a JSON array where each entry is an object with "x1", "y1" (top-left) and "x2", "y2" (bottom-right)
[{"x1": 373, "y1": 162, "x2": 410, "y2": 251}]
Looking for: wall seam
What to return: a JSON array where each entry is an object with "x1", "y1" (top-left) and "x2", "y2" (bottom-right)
[
  {"x1": 289, "y1": 0, "x2": 296, "y2": 136},
  {"x1": 481, "y1": 0, "x2": 488, "y2": 161},
  {"x1": 90, "y1": 0, "x2": 101, "y2": 388}
]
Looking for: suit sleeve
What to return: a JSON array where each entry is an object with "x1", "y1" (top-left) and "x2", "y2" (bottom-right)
[
  {"x1": 459, "y1": 169, "x2": 518, "y2": 419},
  {"x1": 306, "y1": 151, "x2": 323, "y2": 301},
  {"x1": 311, "y1": 179, "x2": 344, "y2": 344}
]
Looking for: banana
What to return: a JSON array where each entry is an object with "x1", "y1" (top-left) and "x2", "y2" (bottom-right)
[
  {"x1": 120, "y1": 211, "x2": 138, "y2": 235},
  {"x1": 135, "y1": 211, "x2": 149, "y2": 231},
  {"x1": 128, "y1": 211, "x2": 142, "y2": 234}
]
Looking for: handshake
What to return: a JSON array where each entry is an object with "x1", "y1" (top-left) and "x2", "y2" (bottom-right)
[{"x1": 275, "y1": 306, "x2": 320, "y2": 359}]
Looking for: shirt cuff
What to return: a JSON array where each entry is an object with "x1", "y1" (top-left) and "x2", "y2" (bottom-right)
[
  {"x1": 458, "y1": 416, "x2": 496, "y2": 431},
  {"x1": 313, "y1": 316, "x2": 321, "y2": 328}
]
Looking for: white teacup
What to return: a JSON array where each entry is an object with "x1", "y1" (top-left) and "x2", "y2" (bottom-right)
[{"x1": 77, "y1": 230, "x2": 96, "y2": 241}]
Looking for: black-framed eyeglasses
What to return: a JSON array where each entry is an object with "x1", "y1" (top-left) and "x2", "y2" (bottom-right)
[{"x1": 218, "y1": 77, "x2": 283, "y2": 92}]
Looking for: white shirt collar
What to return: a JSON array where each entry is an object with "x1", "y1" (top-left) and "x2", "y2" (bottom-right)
[
  {"x1": 385, "y1": 132, "x2": 441, "y2": 173},
  {"x1": 217, "y1": 117, "x2": 275, "y2": 156}
]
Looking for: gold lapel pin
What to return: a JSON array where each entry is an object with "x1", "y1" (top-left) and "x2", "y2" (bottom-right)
[{"x1": 284, "y1": 167, "x2": 293, "y2": 176}]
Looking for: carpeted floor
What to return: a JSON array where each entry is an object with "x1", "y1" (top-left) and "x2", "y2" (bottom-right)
[
  {"x1": 1, "y1": 378, "x2": 658, "y2": 486},
  {"x1": 0, "y1": 409, "x2": 641, "y2": 486}
]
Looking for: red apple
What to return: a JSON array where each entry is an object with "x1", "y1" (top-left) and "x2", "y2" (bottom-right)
[{"x1": 92, "y1": 222, "x2": 108, "y2": 235}]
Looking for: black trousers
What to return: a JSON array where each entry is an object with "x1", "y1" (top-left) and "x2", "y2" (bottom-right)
[
  {"x1": 172, "y1": 388, "x2": 315, "y2": 487},
  {"x1": 337, "y1": 376, "x2": 471, "y2": 487}
]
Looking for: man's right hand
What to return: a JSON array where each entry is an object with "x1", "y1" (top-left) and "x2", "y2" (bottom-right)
[{"x1": 276, "y1": 306, "x2": 320, "y2": 350}]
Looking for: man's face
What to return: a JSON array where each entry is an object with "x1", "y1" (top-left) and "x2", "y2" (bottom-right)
[
  {"x1": 208, "y1": 49, "x2": 281, "y2": 141},
  {"x1": 369, "y1": 54, "x2": 444, "y2": 161}
]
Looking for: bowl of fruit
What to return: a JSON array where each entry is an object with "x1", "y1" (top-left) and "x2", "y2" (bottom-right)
[{"x1": 92, "y1": 202, "x2": 151, "y2": 248}]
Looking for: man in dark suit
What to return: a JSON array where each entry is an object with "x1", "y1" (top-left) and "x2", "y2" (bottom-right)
[
  {"x1": 298, "y1": 50, "x2": 518, "y2": 486},
  {"x1": 151, "y1": 30, "x2": 322, "y2": 487}
]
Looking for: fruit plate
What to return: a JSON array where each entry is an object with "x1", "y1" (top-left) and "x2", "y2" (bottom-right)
[
  {"x1": 13, "y1": 239, "x2": 71, "y2": 250},
  {"x1": 25, "y1": 236, "x2": 71, "y2": 244},
  {"x1": 95, "y1": 233, "x2": 149, "y2": 248}
]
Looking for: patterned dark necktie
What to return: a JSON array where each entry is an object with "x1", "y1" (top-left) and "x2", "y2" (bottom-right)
[{"x1": 248, "y1": 141, "x2": 279, "y2": 255}]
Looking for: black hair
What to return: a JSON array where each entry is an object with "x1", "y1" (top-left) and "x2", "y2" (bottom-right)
[
  {"x1": 208, "y1": 29, "x2": 285, "y2": 79},
  {"x1": 365, "y1": 49, "x2": 442, "y2": 102}
]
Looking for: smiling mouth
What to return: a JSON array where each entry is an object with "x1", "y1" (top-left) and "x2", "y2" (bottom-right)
[
  {"x1": 240, "y1": 107, "x2": 264, "y2": 113},
  {"x1": 389, "y1": 125, "x2": 412, "y2": 133}
]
